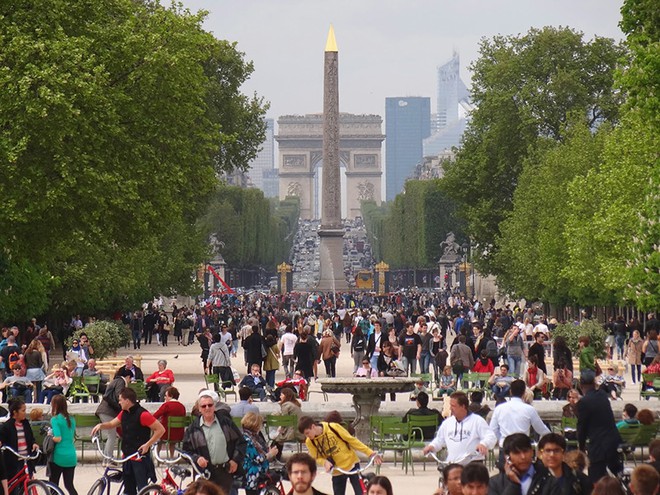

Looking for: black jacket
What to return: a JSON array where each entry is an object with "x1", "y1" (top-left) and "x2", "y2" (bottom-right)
[
  {"x1": 182, "y1": 409, "x2": 246, "y2": 474},
  {"x1": 365, "y1": 331, "x2": 384, "y2": 359},
  {"x1": 0, "y1": 418, "x2": 36, "y2": 478},
  {"x1": 577, "y1": 388, "x2": 622, "y2": 462},
  {"x1": 488, "y1": 461, "x2": 558, "y2": 495},
  {"x1": 555, "y1": 462, "x2": 592, "y2": 495}
]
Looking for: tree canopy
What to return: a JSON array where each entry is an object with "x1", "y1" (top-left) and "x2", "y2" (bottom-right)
[
  {"x1": 442, "y1": 27, "x2": 625, "y2": 274},
  {"x1": 0, "y1": 0, "x2": 268, "y2": 321}
]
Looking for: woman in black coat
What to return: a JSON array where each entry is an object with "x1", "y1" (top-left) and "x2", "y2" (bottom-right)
[{"x1": 0, "y1": 398, "x2": 38, "y2": 481}]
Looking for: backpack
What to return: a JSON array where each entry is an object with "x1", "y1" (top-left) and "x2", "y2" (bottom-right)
[
  {"x1": 8, "y1": 351, "x2": 20, "y2": 367},
  {"x1": 353, "y1": 336, "x2": 365, "y2": 352},
  {"x1": 486, "y1": 339, "x2": 498, "y2": 358}
]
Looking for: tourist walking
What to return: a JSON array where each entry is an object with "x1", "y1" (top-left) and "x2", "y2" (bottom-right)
[{"x1": 49, "y1": 394, "x2": 78, "y2": 495}]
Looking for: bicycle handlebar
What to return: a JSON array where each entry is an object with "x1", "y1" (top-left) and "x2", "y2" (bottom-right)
[
  {"x1": 162, "y1": 448, "x2": 210, "y2": 480},
  {"x1": 91, "y1": 435, "x2": 141, "y2": 463},
  {"x1": 1, "y1": 445, "x2": 41, "y2": 461},
  {"x1": 331, "y1": 452, "x2": 380, "y2": 475},
  {"x1": 425, "y1": 450, "x2": 484, "y2": 466}
]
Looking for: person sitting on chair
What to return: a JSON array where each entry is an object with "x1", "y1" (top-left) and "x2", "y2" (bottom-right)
[
  {"x1": 238, "y1": 364, "x2": 268, "y2": 402},
  {"x1": 145, "y1": 360, "x2": 175, "y2": 402},
  {"x1": 403, "y1": 391, "x2": 442, "y2": 440},
  {"x1": 271, "y1": 370, "x2": 307, "y2": 402}
]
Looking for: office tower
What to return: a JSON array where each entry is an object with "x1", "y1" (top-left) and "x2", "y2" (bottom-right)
[{"x1": 385, "y1": 97, "x2": 431, "y2": 201}]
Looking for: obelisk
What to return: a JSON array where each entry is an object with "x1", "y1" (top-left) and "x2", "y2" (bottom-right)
[{"x1": 317, "y1": 25, "x2": 348, "y2": 291}]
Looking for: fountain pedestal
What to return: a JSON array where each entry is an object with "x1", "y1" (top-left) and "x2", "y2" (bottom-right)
[{"x1": 317, "y1": 378, "x2": 417, "y2": 444}]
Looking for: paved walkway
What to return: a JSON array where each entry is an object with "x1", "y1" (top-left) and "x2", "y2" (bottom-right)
[{"x1": 40, "y1": 340, "x2": 651, "y2": 493}]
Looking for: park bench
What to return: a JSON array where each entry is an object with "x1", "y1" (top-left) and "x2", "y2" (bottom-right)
[{"x1": 95, "y1": 356, "x2": 143, "y2": 376}]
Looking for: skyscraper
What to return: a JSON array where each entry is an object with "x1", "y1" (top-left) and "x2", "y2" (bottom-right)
[
  {"x1": 385, "y1": 97, "x2": 431, "y2": 201},
  {"x1": 424, "y1": 53, "x2": 472, "y2": 158},
  {"x1": 246, "y1": 118, "x2": 275, "y2": 195}
]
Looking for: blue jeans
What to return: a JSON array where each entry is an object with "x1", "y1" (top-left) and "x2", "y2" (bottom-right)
[
  {"x1": 615, "y1": 335, "x2": 625, "y2": 360},
  {"x1": 419, "y1": 352, "x2": 431, "y2": 374},
  {"x1": 492, "y1": 384, "x2": 510, "y2": 401},
  {"x1": 402, "y1": 356, "x2": 417, "y2": 375},
  {"x1": 265, "y1": 370, "x2": 276, "y2": 388},
  {"x1": 9, "y1": 386, "x2": 32, "y2": 403},
  {"x1": 507, "y1": 355, "x2": 522, "y2": 377},
  {"x1": 370, "y1": 354, "x2": 380, "y2": 370},
  {"x1": 39, "y1": 389, "x2": 63, "y2": 404}
]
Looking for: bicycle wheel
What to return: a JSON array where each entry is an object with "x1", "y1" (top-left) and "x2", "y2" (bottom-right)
[
  {"x1": 86, "y1": 478, "x2": 107, "y2": 495},
  {"x1": 259, "y1": 486, "x2": 282, "y2": 495},
  {"x1": 25, "y1": 480, "x2": 52, "y2": 495},
  {"x1": 137, "y1": 484, "x2": 165, "y2": 495},
  {"x1": 42, "y1": 480, "x2": 66, "y2": 495}
]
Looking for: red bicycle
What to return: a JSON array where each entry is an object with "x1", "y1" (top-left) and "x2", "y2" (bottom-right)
[
  {"x1": 2, "y1": 445, "x2": 65, "y2": 495},
  {"x1": 137, "y1": 447, "x2": 209, "y2": 495}
]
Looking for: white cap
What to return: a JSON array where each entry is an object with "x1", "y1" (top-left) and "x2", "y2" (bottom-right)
[{"x1": 198, "y1": 389, "x2": 220, "y2": 403}]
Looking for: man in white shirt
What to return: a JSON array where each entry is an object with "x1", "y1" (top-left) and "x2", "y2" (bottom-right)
[
  {"x1": 489, "y1": 379, "x2": 550, "y2": 470},
  {"x1": 533, "y1": 317, "x2": 549, "y2": 336},
  {"x1": 423, "y1": 391, "x2": 496, "y2": 464},
  {"x1": 279, "y1": 326, "x2": 298, "y2": 378}
]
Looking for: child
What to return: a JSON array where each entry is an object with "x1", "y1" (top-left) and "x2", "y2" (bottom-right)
[
  {"x1": 435, "y1": 365, "x2": 456, "y2": 398},
  {"x1": 409, "y1": 378, "x2": 429, "y2": 401}
]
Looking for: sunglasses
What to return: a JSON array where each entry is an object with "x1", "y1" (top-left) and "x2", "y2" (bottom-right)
[{"x1": 199, "y1": 404, "x2": 214, "y2": 409}]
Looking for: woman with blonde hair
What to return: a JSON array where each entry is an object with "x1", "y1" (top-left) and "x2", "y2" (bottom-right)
[{"x1": 241, "y1": 412, "x2": 278, "y2": 495}]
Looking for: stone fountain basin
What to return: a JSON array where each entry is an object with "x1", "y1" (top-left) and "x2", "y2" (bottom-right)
[{"x1": 317, "y1": 377, "x2": 417, "y2": 394}]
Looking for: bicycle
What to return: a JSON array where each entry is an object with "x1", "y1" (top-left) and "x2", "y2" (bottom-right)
[
  {"x1": 137, "y1": 446, "x2": 209, "y2": 495},
  {"x1": 255, "y1": 464, "x2": 288, "y2": 495},
  {"x1": 1, "y1": 445, "x2": 65, "y2": 495},
  {"x1": 86, "y1": 435, "x2": 140, "y2": 495},
  {"x1": 329, "y1": 454, "x2": 380, "y2": 495}
]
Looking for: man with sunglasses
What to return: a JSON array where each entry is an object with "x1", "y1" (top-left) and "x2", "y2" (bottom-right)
[{"x1": 182, "y1": 390, "x2": 246, "y2": 495}]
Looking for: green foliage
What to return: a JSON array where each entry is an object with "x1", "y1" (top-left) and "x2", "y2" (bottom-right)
[
  {"x1": 495, "y1": 121, "x2": 611, "y2": 305},
  {"x1": 0, "y1": 255, "x2": 51, "y2": 322},
  {"x1": 362, "y1": 180, "x2": 464, "y2": 268},
  {"x1": 199, "y1": 185, "x2": 299, "y2": 268},
  {"x1": 68, "y1": 320, "x2": 130, "y2": 360},
  {"x1": 0, "y1": 0, "x2": 268, "y2": 319},
  {"x1": 551, "y1": 319, "x2": 608, "y2": 359},
  {"x1": 442, "y1": 27, "x2": 625, "y2": 274}
]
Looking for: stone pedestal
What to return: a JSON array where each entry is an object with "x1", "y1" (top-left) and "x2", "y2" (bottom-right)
[{"x1": 318, "y1": 230, "x2": 349, "y2": 291}]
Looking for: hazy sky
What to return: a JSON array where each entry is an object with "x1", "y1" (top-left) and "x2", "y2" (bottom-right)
[{"x1": 178, "y1": 0, "x2": 625, "y2": 121}]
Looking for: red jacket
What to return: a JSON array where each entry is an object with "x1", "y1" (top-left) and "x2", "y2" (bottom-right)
[{"x1": 472, "y1": 358, "x2": 494, "y2": 375}]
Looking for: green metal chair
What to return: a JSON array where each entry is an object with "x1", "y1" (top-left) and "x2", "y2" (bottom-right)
[
  {"x1": 264, "y1": 414, "x2": 303, "y2": 452},
  {"x1": 369, "y1": 415, "x2": 402, "y2": 453},
  {"x1": 204, "y1": 373, "x2": 221, "y2": 393},
  {"x1": 639, "y1": 373, "x2": 660, "y2": 400},
  {"x1": 128, "y1": 380, "x2": 147, "y2": 402},
  {"x1": 165, "y1": 415, "x2": 192, "y2": 451},
  {"x1": 220, "y1": 381, "x2": 238, "y2": 402},
  {"x1": 379, "y1": 420, "x2": 415, "y2": 474},
  {"x1": 406, "y1": 415, "x2": 440, "y2": 471},
  {"x1": 629, "y1": 422, "x2": 660, "y2": 463},
  {"x1": 82, "y1": 374, "x2": 102, "y2": 402},
  {"x1": 73, "y1": 414, "x2": 101, "y2": 461},
  {"x1": 68, "y1": 376, "x2": 90, "y2": 403}
]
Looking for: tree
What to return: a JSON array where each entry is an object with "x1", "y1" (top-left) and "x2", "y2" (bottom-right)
[
  {"x1": 442, "y1": 27, "x2": 624, "y2": 274},
  {"x1": 495, "y1": 121, "x2": 610, "y2": 305},
  {"x1": 0, "y1": 0, "x2": 268, "y2": 319},
  {"x1": 618, "y1": 0, "x2": 660, "y2": 310}
]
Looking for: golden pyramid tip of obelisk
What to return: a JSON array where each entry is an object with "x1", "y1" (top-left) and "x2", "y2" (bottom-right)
[{"x1": 325, "y1": 24, "x2": 338, "y2": 52}]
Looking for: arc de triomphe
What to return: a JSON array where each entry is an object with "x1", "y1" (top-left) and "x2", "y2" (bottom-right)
[{"x1": 276, "y1": 114, "x2": 384, "y2": 220}]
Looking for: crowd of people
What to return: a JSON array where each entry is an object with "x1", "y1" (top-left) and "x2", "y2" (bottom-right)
[{"x1": 2, "y1": 291, "x2": 660, "y2": 495}]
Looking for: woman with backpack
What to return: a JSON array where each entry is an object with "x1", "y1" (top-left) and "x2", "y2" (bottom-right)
[
  {"x1": 350, "y1": 326, "x2": 366, "y2": 374},
  {"x1": 49, "y1": 394, "x2": 77, "y2": 495}
]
